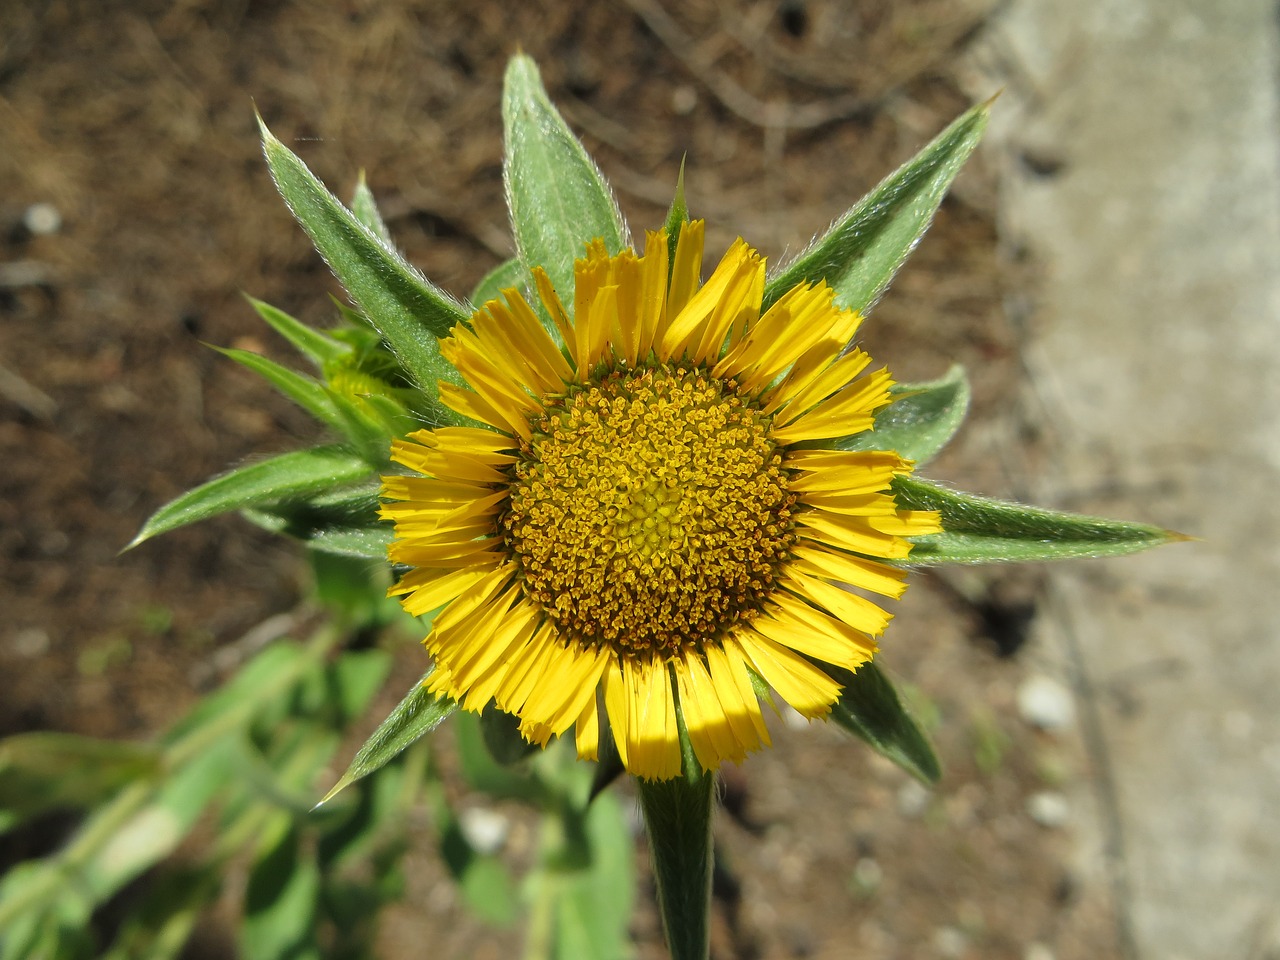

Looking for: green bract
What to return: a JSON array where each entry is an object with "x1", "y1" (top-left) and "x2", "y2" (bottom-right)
[{"x1": 120, "y1": 53, "x2": 1182, "y2": 960}]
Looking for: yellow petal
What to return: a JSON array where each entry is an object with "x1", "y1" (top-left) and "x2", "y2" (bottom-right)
[
  {"x1": 663, "y1": 219, "x2": 705, "y2": 325},
  {"x1": 675, "y1": 652, "x2": 746, "y2": 771},
  {"x1": 790, "y1": 544, "x2": 907, "y2": 599},
  {"x1": 735, "y1": 629, "x2": 842, "y2": 719},
  {"x1": 574, "y1": 693, "x2": 600, "y2": 763}
]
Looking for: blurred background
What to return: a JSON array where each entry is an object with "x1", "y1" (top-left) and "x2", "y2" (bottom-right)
[{"x1": 2, "y1": 1, "x2": 1274, "y2": 958}]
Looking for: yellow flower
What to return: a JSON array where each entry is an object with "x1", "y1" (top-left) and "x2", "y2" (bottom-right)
[{"x1": 380, "y1": 220, "x2": 941, "y2": 781}]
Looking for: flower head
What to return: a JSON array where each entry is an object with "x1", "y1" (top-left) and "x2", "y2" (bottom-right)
[{"x1": 381, "y1": 220, "x2": 940, "y2": 780}]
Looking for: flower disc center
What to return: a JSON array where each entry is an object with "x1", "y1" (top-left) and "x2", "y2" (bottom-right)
[{"x1": 503, "y1": 365, "x2": 796, "y2": 658}]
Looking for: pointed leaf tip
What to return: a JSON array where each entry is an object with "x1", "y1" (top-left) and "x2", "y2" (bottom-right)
[
  {"x1": 893, "y1": 476, "x2": 1188, "y2": 564},
  {"x1": 258, "y1": 119, "x2": 470, "y2": 406},
  {"x1": 502, "y1": 53, "x2": 627, "y2": 313},
  {"x1": 322, "y1": 669, "x2": 455, "y2": 802},
  {"x1": 764, "y1": 99, "x2": 991, "y2": 315}
]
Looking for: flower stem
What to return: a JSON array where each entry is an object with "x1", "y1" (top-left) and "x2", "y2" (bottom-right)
[{"x1": 637, "y1": 772, "x2": 715, "y2": 960}]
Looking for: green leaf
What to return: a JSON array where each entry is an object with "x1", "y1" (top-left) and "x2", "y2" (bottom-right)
[
  {"x1": 663, "y1": 159, "x2": 690, "y2": 274},
  {"x1": 310, "y1": 552, "x2": 393, "y2": 627},
  {"x1": 165, "y1": 641, "x2": 314, "y2": 745},
  {"x1": 77, "y1": 741, "x2": 237, "y2": 900},
  {"x1": 0, "y1": 734, "x2": 161, "y2": 830},
  {"x1": 129, "y1": 446, "x2": 374, "y2": 548},
  {"x1": 838, "y1": 364, "x2": 970, "y2": 466},
  {"x1": 215, "y1": 346, "x2": 342, "y2": 428},
  {"x1": 764, "y1": 97, "x2": 993, "y2": 314},
  {"x1": 316, "y1": 759, "x2": 410, "y2": 871},
  {"x1": 893, "y1": 476, "x2": 1189, "y2": 564},
  {"x1": 320, "y1": 670, "x2": 455, "y2": 803},
  {"x1": 478, "y1": 703, "x2": 541, "y2": 766},
  {"x1": 242, "y1": 482, "x2": 390, "y2": 560},
  {"x1": 637, "y1": 773, "x2": 714, "y2": 960},
  {"x1": 215, "y1": 347, "x2": 388, "y2": 459},
  {"x1": 99, "y1": 869, "x2": 219, "y2": 960},
  {"x1": 502, "y1": 54, "x2": 627, "y2": 312},
  {"x1": 246, "y1": 508, "x2": 393, "y2": 560},
  {"x1": 552, "y1": 790, "x2": 635, "y2": 960},
  {"x1": 350, "y1": 171, "x2": 393, "y2": 244},
  {"x1": 242, "y1": 823, "x2": 320, "y2": 960},
  {"x1": 454, "y1": 710, "x2": 543, "y2": 802},
  {"x1": 245, "y1": 295, "x2": 350, "y2": 370},
  {"x1": 469, "y1": 258, "x2": 527, "y2": 309},
  {"x1": 327, "y1": 650, "x2": 394, "y2": 725},
  {"x1": 826, "y1": 661, "x2": 940, "y2": 784},
  {"x1": 459, "y1": 855, "x2": 519, "y2": 926},
  {"x1": 258, "y1": 117, "x2": 468, "y2": 409}
]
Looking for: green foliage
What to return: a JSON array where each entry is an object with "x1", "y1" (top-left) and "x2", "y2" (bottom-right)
[
  {"x1": 826, "y1": 660, "x2": 941, "y2": 784},
  {"x1": 894, "y1": 476, "x2": 1186, "y2": 563},
  {"x1": 764, "y1": 96, "x2": 992, "y2": 314},
  {"x1": 246, "y1": 295, "x2": 351, "y2": 370},
  {"x1": 321, "y1": 669, "x2": 455, "y2": 804},
  {"x1": 469, "y1": 257, "x2": 527, "y2": 309},
  {"x1": 502, "y1": 55, "x2": 627, "y2": 321},
  {"x1": 258, "y1": 116, "x2": 468, "y2": 410},
  {"x1": 213, "y1": 346, "x2": 388, "y2": 461},
  {"x1": 839, "y1": 365, "x2": 970, "y2": 466},
  {"x1": 244, "y1": 483, "x2": 390, "y2": 560},
  {"x1": 349, "y1": 172, "x2": 393, "y2": 244},
  {"x1": 0, "y1": 734, "x2": 160, "y2": 832},
  {"x1": 661, "y1": 161, "x2": 690, "y2": 273},
  {"x1": 128, "y1": 446, "x2": 374, "y2": 548}
]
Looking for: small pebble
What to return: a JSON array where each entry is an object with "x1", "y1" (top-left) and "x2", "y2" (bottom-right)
[
  {"x1": 897, "y1": 779, "x2": 931, "y2": 818},
  {"x1": 671, "y1": 85, "x2": 698, "y2": 115},
  {"x1": 23, "y1": 202, "x2": 62, "y2": 236},
  {"x1": 1025, "y1": 943, "x2": 1056, "y2": 960},
  {"x1": 12, "y1": 627, "x2": 51, "y2": 657},
  {"x1": 1017, "y1": 674, "x2": 1075, "y2": 731},
  {"x1": 934, "y1": 925, "x2": 967, "y2": 958},
  {"x1": 1026, "y1": 790, "x2": 1071, "y2": 828},
  {"x1": 458, "y1": 807, "x2": 509, "y2": 854},
  {"x1": 851, "y1": 856, "x2": 882, "y2": 895}
]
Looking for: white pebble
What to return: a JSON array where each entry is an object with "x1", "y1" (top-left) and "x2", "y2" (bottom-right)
[
  {"x1": 1017, "y1": 674, "x2": 1075, "y2": 731},
  {"x1": 1026, "y1": 790, "x2": 1071, "y2": 828},
  {"x1": 23, "y1": 202, "x2": 62, "y2": 236},
  {"x1": 934, "y1": 925, "x2": 967, "y2": 958},
  {"x1": 12, "y1": 627, "x2": 50, "y2": 657},
  {"x1": 897, "y1": 779, "x2": 931, "y2": 818},
  {"x1": 1025, "y1": 943, "x2": 1056, "y2": 960},
  {"x1": 458, "y1": 806, "x2": 510, "y2": 854},
  {"x1": 671, "y1": 85, "x2": 698, "y2": 115},
  {"x1": 851, "y1": 856, "x2": 882, "y2": 894}
]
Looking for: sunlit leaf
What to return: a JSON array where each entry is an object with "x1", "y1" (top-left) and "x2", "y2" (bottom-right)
[
  {"x1": 259, "y1": 117, "x2": 467, "y2": 412},
  {"x1": 826, "y1": 661, "x2": 940, "y2": 784},
  {"x1": 764, "y1": 97, "x2": 992, "y2": 314},
  {"x1": 894, "y1": 476, "x2": 1188, "y2": 564},
  {"x1": 320, "y1": 670, "x2": 455, "y2": 804},
  {"x1": 129, "y1": 446, "x2": 374, "y2": 548},
  {"x1": 469, "y1": 258, "x2": 526, "y2": 310},
  {"x1": 503, "y1": 55, "x2": 627, "y2": 318},
  {"x1": 839, "y1": 365, "x2": 970, "y2": 466},
  {"x1": 244, "y1": 296, "x2": 350, "y2": 370},
  {"x1": 349, "y1": 171, "x2": 392, "y2": 244}
]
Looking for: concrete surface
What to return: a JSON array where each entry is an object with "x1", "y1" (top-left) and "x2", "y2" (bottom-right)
[{"x1": 973, "y1": 0, "x2": 1280, "y2": 956}]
